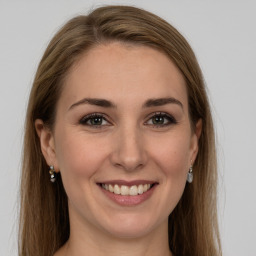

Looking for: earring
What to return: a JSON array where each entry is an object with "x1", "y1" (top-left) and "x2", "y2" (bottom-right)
[
  {"x1": 187, "y1": 165, "x2": 193, "y2": 183},
  {"x1": 49, "y1": 165, "x2": 57, "y2": 183}
]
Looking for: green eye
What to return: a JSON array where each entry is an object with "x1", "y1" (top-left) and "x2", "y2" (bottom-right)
[
  {"x1": 152, "y1": 116, "x2": 165, "y2": 125},
  {"x1": 80, "y1": 113, "x2": 109, "y2": 127},
  {"x1": 89, "y1": 116, "x2": 103, "y2": 125},
  {"x1": 146, "y1": 112, "x2": 177, "y2": 127}
]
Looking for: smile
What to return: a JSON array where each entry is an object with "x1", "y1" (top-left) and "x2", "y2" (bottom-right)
[
  {"x1": 101, "y1": 183, "x2": 153, "y2": 196},
  {"x1": 98, "y1": 180, "x2": 158, "y2": 206}
]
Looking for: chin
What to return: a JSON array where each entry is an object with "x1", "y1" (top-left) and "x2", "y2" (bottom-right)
[{"x1": 97, "y1": 212, "x2": 164, "y2": 239}]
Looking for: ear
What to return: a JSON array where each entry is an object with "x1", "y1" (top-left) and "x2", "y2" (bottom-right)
[
  {"x1": 35, "y1": 119, "x2": 59, "y2": 172},
  {"x1": 190, "y1": 119, "x2": 202, "y2": 164}
]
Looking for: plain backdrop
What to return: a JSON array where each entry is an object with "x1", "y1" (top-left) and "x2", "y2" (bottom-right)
[{"x1": 1, "y1": 0, "x2": 255, "y2": 255}]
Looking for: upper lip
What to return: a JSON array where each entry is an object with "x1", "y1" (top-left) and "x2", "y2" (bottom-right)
[{"x1": 97, "y1": 180, "x2": 158, "y2": 186}]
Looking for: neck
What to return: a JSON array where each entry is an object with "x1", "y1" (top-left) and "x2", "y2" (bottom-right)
[{"x1": 57, "y1": 216, "x2": 172, "y2": 256}]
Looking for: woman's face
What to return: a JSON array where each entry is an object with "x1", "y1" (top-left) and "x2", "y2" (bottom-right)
[{"x1": 39, "y1": 42, "x2": 200, "y2": 239}]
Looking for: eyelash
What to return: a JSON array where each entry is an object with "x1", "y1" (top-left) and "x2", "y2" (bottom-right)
[
  {"x1": 79, "y1": 112, "x2": 177, "y2": 128},
  {"x1": 145, "y1": 112, "x2": 177, "y2": 127},
  {"x1": 79, "y1": 113, "x2": 110, "y2": 128}
]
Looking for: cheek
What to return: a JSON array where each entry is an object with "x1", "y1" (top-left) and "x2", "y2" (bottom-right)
[
  {"x1": 145, "y1": 132, "x2": 192, "y2": 218},
  {"x1": 149, "y1": 132, "x2": 191, "y2": 179},
  {"x1": 54, "y1": 129, "x2": 108, "y2": 179}
]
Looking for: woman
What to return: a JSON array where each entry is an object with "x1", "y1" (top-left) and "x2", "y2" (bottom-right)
[{"x1": 19, "y1": 5, "x2": 221, "y2": 256}]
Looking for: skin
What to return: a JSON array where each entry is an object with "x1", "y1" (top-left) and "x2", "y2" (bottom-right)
[{"x1": 36, "y1": 42, "x2": 202, "y2": 256}]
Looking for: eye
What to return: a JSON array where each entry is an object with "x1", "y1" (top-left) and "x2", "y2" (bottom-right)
[
  {"x1": 145, "y1": 112, "x2": 177, "y2": 127},
  {"x1": 79, "y1": 113, "x2": 110, "y2": 127}
]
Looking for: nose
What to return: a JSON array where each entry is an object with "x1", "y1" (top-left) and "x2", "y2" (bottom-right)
[{"x1": 110, "y1": 125, "x2": 147, "y2": 171}]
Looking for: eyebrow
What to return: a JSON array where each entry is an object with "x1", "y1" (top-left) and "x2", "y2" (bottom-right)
[
  {"x1": 69, "y1": 98, "x2": 117, "y2": 110},
  {"x1": 68, "y1": 97, "x2": 183, "y2": 110},
  {"x1": 143, "y1": 97, "x2": 183, "y2": 109}
]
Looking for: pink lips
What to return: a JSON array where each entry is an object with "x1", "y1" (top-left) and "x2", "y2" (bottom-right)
[{"x1": 98, "y1": 180, "x2": 157, "y2": 206}]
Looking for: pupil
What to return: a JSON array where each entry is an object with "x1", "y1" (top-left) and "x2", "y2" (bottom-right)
[
  {"x1": 91, "y1": 117, "x2": 102, "y2": 125},
  {"x1": 153, "y1": 116, "x2": 164, "y2": 124}
]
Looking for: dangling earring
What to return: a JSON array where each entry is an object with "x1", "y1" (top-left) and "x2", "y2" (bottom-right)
[
  {"x1": 49, "y1": 165, "x2": 57, "y2": 183},
  {"x1": 187, "y1": 165, "x2": 193, "y2": 183}
]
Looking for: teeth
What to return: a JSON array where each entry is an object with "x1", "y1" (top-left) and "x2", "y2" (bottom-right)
[
  {"x1": 109, "y1": 184, "x2": 114, "y2": 192},
  {"x1": 101, "y1": 183, "x2": 152, "y2": 195},
  {"x1": 114, "y1": 184, "x2": 120, "y2": 194},
  {"x1": 138, "y1": 184, "x2": 144, "y2": 194},
  {"x1": 120, "y1": 185, "x2": 129, "y2": 195},
  {"x1": 129, "y1": 185, "x2": 138, "y2": 196}
]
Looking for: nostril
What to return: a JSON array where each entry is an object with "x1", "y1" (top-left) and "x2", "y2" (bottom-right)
[
  {"x1": 110, "y1": 135, "x2": 148, "y2": 171},
  {"x1": 113, "y1": 160, "x2": 145, "y2": 172}
]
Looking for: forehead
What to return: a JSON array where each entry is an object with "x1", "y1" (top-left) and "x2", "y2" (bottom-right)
[{"x1": 61, "y1": 42, "x2": 188, "y2": 109}]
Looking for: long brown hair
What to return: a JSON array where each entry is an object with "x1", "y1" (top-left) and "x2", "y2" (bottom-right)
[{"x1": 19, "y1": 5, "x2": 221, "y2": 256}]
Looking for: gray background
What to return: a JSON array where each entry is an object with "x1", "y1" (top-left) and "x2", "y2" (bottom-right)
[{"x1": 1, "y1": 0, "x2": 255, "y2": 255}]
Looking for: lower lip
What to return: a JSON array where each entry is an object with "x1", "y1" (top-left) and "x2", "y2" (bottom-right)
[{"x1": 99, "y1": 185, "x2": 156, "y2": 206}]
